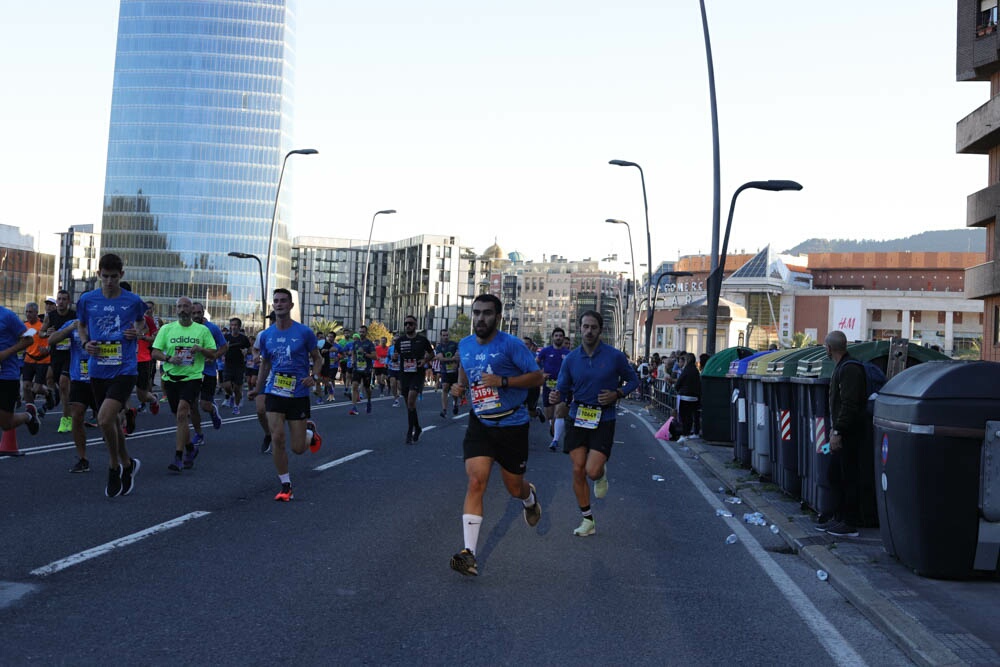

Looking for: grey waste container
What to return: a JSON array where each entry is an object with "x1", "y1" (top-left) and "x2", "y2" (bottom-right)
[{"x1": 874, "y1": 361, "x2": 1000, "y2": 579}]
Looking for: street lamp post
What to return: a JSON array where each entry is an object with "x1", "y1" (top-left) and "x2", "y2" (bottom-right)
[
  {"x1": 360, "y1": 209, "x2": 396, "y2": 328},
  {"x1": 705, "y1": 180, "x2": 803, "y2": 355},
  {"x1": 264, "y1": 148, "x2": 318, "y2": 302},
  {"x1": 605, "y1": 218, "x2": 637, "y2": 358},
  {"x1": 609, "y1": 160, "x2": 654, "y2": 363},
  {"x1": 334, "y1": 282, "x2": 361, "y2": 330},
  {"x1": 227, "y1": 251, "x2": 266, "y2": 331}
]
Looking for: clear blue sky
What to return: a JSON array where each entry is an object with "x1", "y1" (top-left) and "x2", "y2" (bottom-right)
[{"x1": 1, "y1": 1, "x2": 987, "y2": 266}]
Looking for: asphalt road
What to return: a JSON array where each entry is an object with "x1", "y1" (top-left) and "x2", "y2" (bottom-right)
[{"x1": 0, "y1": 388, "x2": 914, "y2": 665}]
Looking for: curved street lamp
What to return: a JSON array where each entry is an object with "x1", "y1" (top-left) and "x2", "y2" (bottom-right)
[
  {"x1": 264, "y1": 148, "x2": 318, "y2": 302},
  {"x1": 705, "y1": 180, "x2": 803, "y2": 355},
  {"x1": 609, "y1": 160, "x2": 654, "y2": 363},
  {"x1": 227, "y1": 251, "x2": 265, "y2": 331},
  {"x1": 360, "y1": 209, "x2": 396, "y2": 327}
]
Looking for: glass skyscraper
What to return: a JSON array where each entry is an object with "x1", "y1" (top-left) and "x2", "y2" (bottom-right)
[{"x1": 99, "y1": 0, "x2": 297, "y2": 328}]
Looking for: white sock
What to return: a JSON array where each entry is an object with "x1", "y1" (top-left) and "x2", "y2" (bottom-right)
[
  {"x1": 521, "y1": 488, "x2": 536, "y2": 507},
  {"x1": 279, "y1": 473, "x2": 291, "y2": 484},
  {"x1": 305, "y1": 429, "x2": 314, "y2": 444},
  {"x1": 554, "y1": 418, "x2": 565, "y2": 442},
  {"x1": 462, "y1": 514, "x2": 482, "y2": 553}
]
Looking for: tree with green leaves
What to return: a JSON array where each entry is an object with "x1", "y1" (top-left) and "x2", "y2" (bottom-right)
[{"x1": 449, "y1": 314, "x2": 471, "y2": 340}]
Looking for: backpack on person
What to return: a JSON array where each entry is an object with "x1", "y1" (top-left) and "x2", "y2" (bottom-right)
[{"x1": 840, "y1": 359, "x2": 887, "y2": 415}]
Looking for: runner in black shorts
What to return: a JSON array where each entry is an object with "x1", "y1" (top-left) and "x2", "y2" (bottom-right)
[
  {"x1": 447, "y1": 294, "x2": 544, "y2": 577},
  {"x1": 396, "y1": 316, "x2": 434, "y2": 444},
  {"x1": 0, "y1": 305, "x2": 41, "y2": 439},
  {"x1": 223, "y1": 317, "x2": 251, "y2": 414},
  {"x1": 42, "y1": 290, "x2": 76, "y2": 431},
  {"x1": 548, "y1": 310, "x2": 638, "y2": 537},
  {"x1": 435, "y1": 329, "x2": 460, "y2": 418}
]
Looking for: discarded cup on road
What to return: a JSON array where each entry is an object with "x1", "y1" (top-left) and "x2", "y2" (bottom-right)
[
  {"x1": 725, "y1": 534, "x2": 738, "y2": 545},
  {"x1": 770, "y1": 524, "x2": 780, "y2": 534},
  {"x1": 816, "y1": 570, "x2": 829, "y2": 581},
  {"x1": 724, "y1": 497, "x2": 742, "y2": 505},
  {"x1": 743, "y1": 512, "x2": 767, "y2": 526},
  {"x1": 715, "y1": 509, "x2": 733, "y2": 518},
  {"x1": 651, "y1": 474, "x2": 665, "y2": 482}
]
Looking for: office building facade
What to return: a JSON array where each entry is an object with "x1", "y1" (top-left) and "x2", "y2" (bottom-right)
[
  {"x1": 98, "y1": 0, "x2": 297, "y2": 323},
  {"x1": 0, "y1": 224, "x2": 55, "y2": 314},
  {"x1": 58, "y1": 224, "x2": 101, "y2": 301}
]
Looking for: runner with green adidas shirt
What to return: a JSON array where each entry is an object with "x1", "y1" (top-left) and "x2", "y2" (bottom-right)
[{"x1": 151, "y1": 297, "x2": 217, "y2": 473}]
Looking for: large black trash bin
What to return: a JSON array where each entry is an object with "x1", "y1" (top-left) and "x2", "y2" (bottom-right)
[
  {"x1": 874, "y1": 361, "x2": 1000, "y2": 579},
  {"x1": 701, "y1": 347, "x2": 754, "y2": 443}
]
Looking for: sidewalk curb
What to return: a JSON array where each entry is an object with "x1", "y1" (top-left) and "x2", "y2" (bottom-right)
[{"x1": 687, "y1": 437, "x2": 966, "y2": 667}]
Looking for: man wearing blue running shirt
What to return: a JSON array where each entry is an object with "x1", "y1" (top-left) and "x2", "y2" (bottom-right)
[
  {"x1": 189, "y1": 302, "x2": 227, "y2": 445},
  {"x1": 249, "y1": 289, "x2": 324, "y2": 502},
  {"x1": 536, "y1": 327, "x2": 571, "y2": 451},
  {"x1": 447, "y1": 294, "x2": 544, "y2": 577},
  {"x1": 76, "y1": 253, "x2": 148, "y2": 497},
  {"x1": 549, "y1": 310, "x2": 638, "y2": 537},
  {"x1": 0, "y1": 305, "x2": 41, "y2": 438}
]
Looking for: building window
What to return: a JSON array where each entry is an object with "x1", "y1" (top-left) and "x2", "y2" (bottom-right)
[{"x1": 979, "y1": 1, "x2": 998, "y2": 34}]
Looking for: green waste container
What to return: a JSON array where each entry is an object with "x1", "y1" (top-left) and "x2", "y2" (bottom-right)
[
  {"x1": 762, "y1": 346, "x2": 825, "y2": 498},
  {"x1": 700, "y1": 346, "x2": 754, "y2": 443},
  {"x1": 874, "y1": 361, "x2": 1000, "y2": 578}
]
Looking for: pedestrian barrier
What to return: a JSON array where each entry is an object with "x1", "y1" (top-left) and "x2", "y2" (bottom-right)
[{"x1": 0, "y1": 428, "x2": 24, "y2": 456}]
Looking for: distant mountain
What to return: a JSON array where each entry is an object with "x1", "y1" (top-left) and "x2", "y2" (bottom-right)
[{"x1": 783, "y1": 229, "x2": 985, "y2": 255}]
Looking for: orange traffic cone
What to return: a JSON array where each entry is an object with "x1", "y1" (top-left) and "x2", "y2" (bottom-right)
[{"x1": 0, "y1": 428, "x2": 24, "y2": 457}]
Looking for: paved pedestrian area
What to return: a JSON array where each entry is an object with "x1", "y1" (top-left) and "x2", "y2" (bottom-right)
[{"x1": 631, "y1": 403, "x2": 1000, "y2": 667}]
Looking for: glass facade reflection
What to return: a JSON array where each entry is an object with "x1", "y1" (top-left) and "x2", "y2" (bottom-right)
[{"x1": 99, "y1": 0, "x2": 297, "y2": 326}]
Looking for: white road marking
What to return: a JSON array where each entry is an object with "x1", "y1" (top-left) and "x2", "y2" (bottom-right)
[
  {"x1": 313, "y1": 449, "x2": 373, "y2": 471},
  {"x1": 30, "y1": 511, "x2": 211, "y2": 577},
  {"x1": 421, "y1": 425, "x2": 437, "y2": 432},
  {"x1": 629, "y1": 409, "x2": 869, "y2": 667}
]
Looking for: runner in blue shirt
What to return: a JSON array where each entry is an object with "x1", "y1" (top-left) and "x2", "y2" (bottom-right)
[
  {"x1": 249, "y1": 289, "x2": 324, "y2": 502},
  {"x1": 387, "y1": 339, "x2": 401, "y2": 407},
  {"x1": 76, "y1": 253, "x2": 147, "y2": 497},
  {"x1": 536, "y1": 327, "x2": 571, "y2": 451},
  {"x1": 348, "y1": 327, "x2": 377, "y2": 415},
  {"x1": 190, "y1": 302, "x2": 227, "y2": 445},
  {"x1": 46, "y1": 319, "x2": 96, "y2": 472},
  {"x1": 448, "y1": 294, "x2": 544, "y2": 577},
  {"x1": 0, "y1": 305, "x2": 41, "y2": 438},
  {"x1": 550, "y1": 310, "x2": 639, "y2": 537}
]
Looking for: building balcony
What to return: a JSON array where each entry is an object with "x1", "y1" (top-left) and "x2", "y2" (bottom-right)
[
  {"x1": 956, "y1": 96, "x2": 1000, "y2": 154},
  {"x1": 966, "y1": 181, "x2": 1000, "y2": 227},
  {"x1": 965, "y1": 261, "x2": 1000, "y2": 300}
]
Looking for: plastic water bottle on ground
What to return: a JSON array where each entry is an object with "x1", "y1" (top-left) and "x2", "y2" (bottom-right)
[
  {"x1": 816, "y1": 570, "x2": 829, "y2": 581},
  {"x1": 770, "y1": 524, "x2": 780, "y2": 534},
  {"x1": 651, "y1": 474, "x2": 665, "y2": 482},
  {"x1": 724, "y1": 496, "x2": 742, "y2": 505},
  {"x1": 715, "y1": 509, "x2": 733, "y2": 518},
  {"x1": 725, "y1": 534, "x2": 738, "y2": 545}
]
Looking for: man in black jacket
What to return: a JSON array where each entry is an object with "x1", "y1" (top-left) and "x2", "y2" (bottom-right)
[{"x1": 819, "y1": 330, "x2": 867, "y2": 537}]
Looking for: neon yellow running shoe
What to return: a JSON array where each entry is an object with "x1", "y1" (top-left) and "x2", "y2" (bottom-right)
[
  {"x1": 57, "y1": 416, "x2": 72, "y2": 433},
  {"x1": 573, "y1": 517, "x2": 596, "y2": 537},
  {"x1": 594, "y1": 467, "x2": 609, "y2": 499}
]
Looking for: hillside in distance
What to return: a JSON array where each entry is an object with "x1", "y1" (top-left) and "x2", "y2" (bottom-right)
[{"x1": 783, "y1": 229, "x2": 985, "y2": 255}]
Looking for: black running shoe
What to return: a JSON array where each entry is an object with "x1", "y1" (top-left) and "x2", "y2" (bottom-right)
[
  {"x1": 44, "y1": 390, "x2": 55, "y2": 411},
  {"x1": 121, "y1": 457, "x2": 141, "y2": 495},
  {"x1": 405, "y1": 432, "x2": 413, "y2": 445},
  {"x1": 24, "y1": 404, "x2": 40, "y2": 435},
  {"x1": 105, "y1": 465, "x2": 123, "y2": 497},
  {"x1": 261, "y1": 432, "x2": 272, "y2": 455},
  {"x1": 69, "y1": 458, "x2": 90, "y2": 473},
  {"x1": 124, "y1": 407, "x2": 137, "y2": 435},
  {"x1": 412, "y1": 427, "x2": 422, "y2": 443},
  {"x1": 449, "y1": 549, "x2": 478, "y2": 576},
  {"x1": 453, "y1": 404, "x2": 459, "y2": 416},
  {"x1": 183, "y1": 446, "x2": 199, "y2": 470},
  {"x1": 536, "y1": 407, "x2": 546, "y2": 423},
  {"x1": 523, "y1": 483, "x2": 542, "y2": 527},
  {"x1": 168, "y1": 455, "x2": 183, "y2": 473},
  {"x1": 440, "y1": 409, "x2": 446, "y2": 419}
]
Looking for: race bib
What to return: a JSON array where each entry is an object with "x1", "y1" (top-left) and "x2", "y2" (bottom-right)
[
  {"x1": 79, "y1": 360, "x2": 89, "y2": 380},
  {"x1": 403, "y1": 359, "x2": 418, "y2": 373},
  {"x1": 272, "y1": 373, "x2": 296, "y2": 397},
  {"x1": 444, "y1": 359, "x2": 458, "y2": 371},
  {"x1": 95, "y1": 341, "x2": 122, "y2": 366},
  {"x1": 356, "y1": 359, "x2": 368, "y2": 371},
  {"x1": 545, "y1": 378, "x2": 557, "y2": 389},
  {"x1": 471, "y1": 383, "x2": 501, "y2": 412},
  {"x1": 55, "y1": 339, "x2": 71, "y2": 351},
  {"x1": 574, "y1": 405, "x2": 602, "y2": 430},
  {"x1": 174, "y1": 346, "x2": 194, "y2": 366}
]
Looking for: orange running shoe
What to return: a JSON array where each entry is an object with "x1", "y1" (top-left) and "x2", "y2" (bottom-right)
[
  {"x1": 274, "y1": 483, "x2": 293, "y2": 502},
  {"x1": 307, "y1": 420, "x2": 322, "y2": 453}
]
